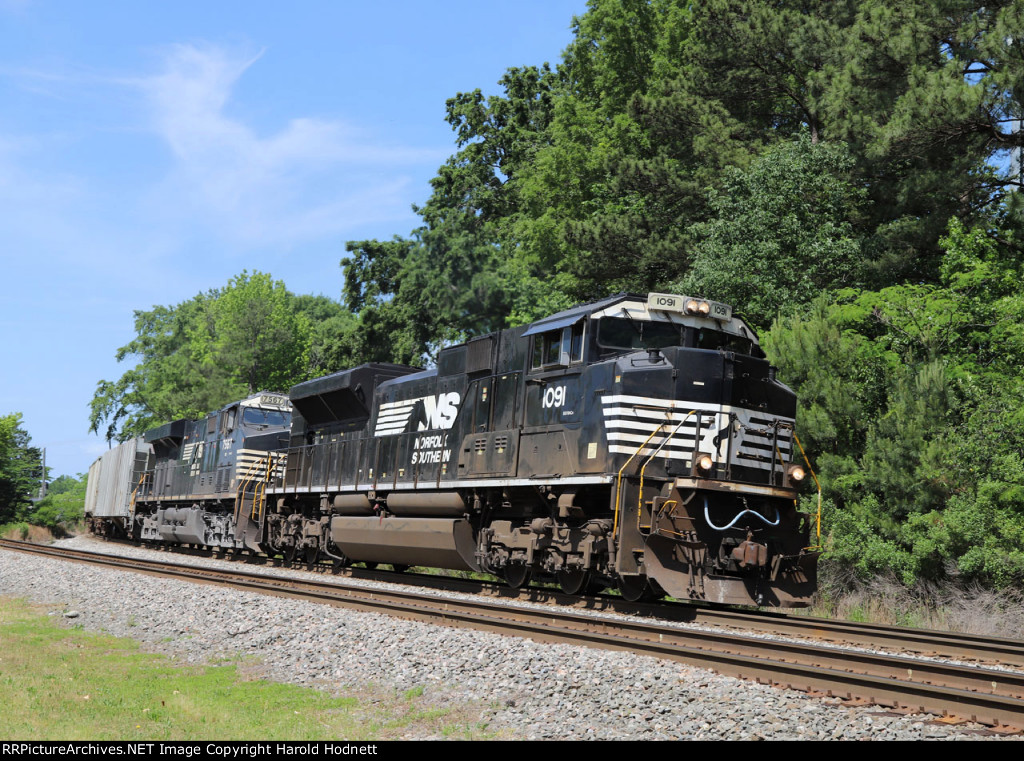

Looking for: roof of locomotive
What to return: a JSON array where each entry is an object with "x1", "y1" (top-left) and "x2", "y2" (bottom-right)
[
  {"x1": 523, "y1": 292, "x2": 760, "y2": 345},
  {"x1": 289, "y1": 362, "x2": 422, "y2": 401},
  {"x1": 142, "y1": 390, "x2": 294, "y2": 443},
  {"x1": 523, "y1": 293, "x2": 621, "y2": 331},
  {"x1": 370, "y1": 293, "x2": 762, "y2": 400},
  {"x1": 288, "y1": 363, "x2": 424, "y2": 425}
]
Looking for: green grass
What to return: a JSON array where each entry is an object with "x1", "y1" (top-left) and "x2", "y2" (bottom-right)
[
  {"x1": 0, "y1": 522, "x2": 31, "y2": 540},
  {"x1": 0, "y1": 597, "x2": 497, "y2": 740}
]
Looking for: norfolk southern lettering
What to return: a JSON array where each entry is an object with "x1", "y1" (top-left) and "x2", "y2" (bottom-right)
[{"x1": 85, "y1": 293, "x2": 818, "y2": 608}]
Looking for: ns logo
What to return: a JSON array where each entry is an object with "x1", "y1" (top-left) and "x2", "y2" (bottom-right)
[{"x1": 418, "y1": 392, "x2": 461, "y2": 431}]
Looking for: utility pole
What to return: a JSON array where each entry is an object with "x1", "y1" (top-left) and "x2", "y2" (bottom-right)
[{"x1": 36, "y1": 447, "x2": 46, "y2": 500}]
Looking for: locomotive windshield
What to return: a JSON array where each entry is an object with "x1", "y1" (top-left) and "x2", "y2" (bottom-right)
[
  {"x1": 597, "y1": 317, "x2": 760, "y2": 356},
  {"x1": 693, "y1": 328, "x2": 758, "y2": 356},
  {"x1": 597, "y1": 318, "x2": 683, "y2": 350},
  {"x1": 242, "y1": 408, "x2": 288, "y2": 428}
]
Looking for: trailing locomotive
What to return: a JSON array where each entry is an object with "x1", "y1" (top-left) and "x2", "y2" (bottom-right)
[
  {"x1": 85, "y1": 392, "x2": 292, "y2": 549},
  {"x1": 86, "y1": 292, "x2": 819, "y2": 607}
]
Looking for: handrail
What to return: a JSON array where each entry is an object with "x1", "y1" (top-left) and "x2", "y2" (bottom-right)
[
  {"x1": 612, "y1": 413, "x2": 671, "y2": 537},
  {"x1": 769, "y1": 420, "x2": 780, "y2": 485},
  {"x1": 128, "y1": 471, "x2": 150, "y2": 519},
  {"x1": 252, "y1": 454, "x2": 273, "y2": 522},
  {"x1": 234, "y1": 452, "x2": 283, "y2": 524},
  {"x1": 793, "y1": 433, "x2": 823, "y2": 551},
  {"x1": 636, "y1": 409, "x2": 697, "y2": 533}
]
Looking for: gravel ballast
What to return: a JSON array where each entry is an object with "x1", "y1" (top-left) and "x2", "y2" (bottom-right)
[{"x1": 0, "y1": 536, "x2": 1013, "y2": 740}]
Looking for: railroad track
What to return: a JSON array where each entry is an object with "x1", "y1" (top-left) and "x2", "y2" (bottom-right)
[
  {"x1": 4, "y1": 538, "x2": 1024, "y2": 732},
  {"x1": 82, "y1": 534, "x2": 1024, "y2": 670}
]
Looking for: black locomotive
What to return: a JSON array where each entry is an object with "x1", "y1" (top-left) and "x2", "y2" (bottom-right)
[{"x1": 86, "y1": 292, "x2": 818, "y2": 606}]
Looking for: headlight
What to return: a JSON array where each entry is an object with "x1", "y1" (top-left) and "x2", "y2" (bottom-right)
[
  {"x1": 685, "y1": 299, "x2": 712, "y2": 316},
  {"x1": 788, "y1": 465, "x2": 806, "y2": 482},
  {"x1": 697, "y1": 455, "x2": 714, "y2": 471}
]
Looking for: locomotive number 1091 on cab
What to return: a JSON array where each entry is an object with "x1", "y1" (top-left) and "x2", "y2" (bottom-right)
[{"x1": 86, "y1": 292, "x2": 819, "y2": 606}]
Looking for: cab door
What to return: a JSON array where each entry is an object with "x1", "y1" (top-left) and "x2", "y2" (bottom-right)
[
  {"x1": 519, "y1": 320, "x2": 586, "y2": 477},
  {"x1": 459, "y1": 372, "x2": 522, "y2": 477}
]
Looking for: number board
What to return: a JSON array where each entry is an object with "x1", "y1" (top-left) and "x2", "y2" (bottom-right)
[{"x1": 646, "y1": 293, "x2": 732, "y2": 321}]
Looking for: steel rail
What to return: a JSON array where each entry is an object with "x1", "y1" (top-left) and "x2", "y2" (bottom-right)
[
  {"x1": 624, "y1": 603, "x2": 1024, "y2": 669},
  {"x1": 387, "y1": 567, "x2": 1024, "y2": 669},
  {"x1": 4, "y1": 539, "x2": 1024, "y2": 730},
  {"x1": 24, "y1": 536, "x2": 1024, "y2": 669}
]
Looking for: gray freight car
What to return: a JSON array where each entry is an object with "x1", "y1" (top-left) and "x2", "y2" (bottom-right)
[{"x1": 84, "y1": 438, "x2": 152, "y2": 537}]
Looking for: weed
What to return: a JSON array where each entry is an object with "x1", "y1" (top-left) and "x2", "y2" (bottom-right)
[{"x1": 808, "y1": 563, "x2": 1024, "y2": 637}]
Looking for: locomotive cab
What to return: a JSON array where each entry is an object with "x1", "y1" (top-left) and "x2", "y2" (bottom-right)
[{"x1": 469, "y1": 294, "x2": 817, "y2": 605}]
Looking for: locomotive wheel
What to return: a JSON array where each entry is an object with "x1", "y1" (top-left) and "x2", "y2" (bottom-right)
[
  {"x1": 282, "y1": 546, "x2": 297, "y2": 565},
  {"x1": 304, "y1": 547, "x2": 319, "y2": 566},
  {"x1": 616, "y1": 575, "x2": 653, "y2": 602},
  {"x1": 503, "y1": 563, "x2": 531, "y2": 589},
  {"x1": 362, "y1": 561, "x2": 378, "y2": 570},
  {"x1": 391, "y1": 564, "x2": 409, "y2": 573},
  {"x1": 556, "y1": 568, "x2": 591, "y2": 596}
]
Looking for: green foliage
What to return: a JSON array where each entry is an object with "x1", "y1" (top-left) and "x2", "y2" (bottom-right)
[
  {"x1": 211, "y1": 272, "x2": 313, "y2": 395},
  {"x1": 46, "y1": 475, "x2": 81, "y2": 496},
  {"x1": 543, "y1": 0, "x2": 699, "y2": 297},
  {"x1": 678, "y1": 0, "x2": 1022, "y2": 282},
  {"x1": 90, "y1": 272, "x2": 352, "y2": 443},
  {"x1": 341, "y1": 1, "x2": 1024, "y2": 354},
  {"x1": 675, "y1": 134, "x2": 868, "y2": 327},
  {"x1": 0, "y1": 413, "x2": 44, "y2": 524},
  {"x1": 763, "y1": 297, "x2": 888, "y2": 461},
  {"x1": 341, "y1": 64, "x2": 565, "y2": 361},
  {"x1": 30, "y1": 474, "x2": 87, "y2": 533},
  {"x1": 766, "y1": 216, "x2": 1024, "y2": 586}
]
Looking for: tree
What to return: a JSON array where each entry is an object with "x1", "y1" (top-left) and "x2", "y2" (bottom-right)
[
  {"x1": 90, "y1": 290, "x2": 229, "y2": 443},
  {"x1": 530, "y1": 0, "x2": 696, "y2": 297},
  {"x1": 674, "y1": 133, "x2": 868, "y2": 327},
  {"x1": 212, "y1": 272, "x2": 312, "y2": 395},
  {"x1": 29, "y1": 473, "x2": 87, "y2": 535},
  {"x1": 342, "y1": 64, "x2": 565, "y2": 362},
  {"x1": 764, "y1": 216, "x2": 1024, "y2": 585},
  {"x1": 342, "y1": 1, "x2": 1024, "y2": 333},
  {"x1": 676, "y1": 0, "x2": 1024, "y2": 282},
  {"x1": 0, "y1": 413, "x2": 43, "y2": 523},
  {"x1": 90, "y1": 272, "x2": 346, "y2": 443}
]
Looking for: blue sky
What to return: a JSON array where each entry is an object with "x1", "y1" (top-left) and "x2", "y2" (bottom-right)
[{"x1": 0, "y1": 0, "x2": 589, "y2": 479}]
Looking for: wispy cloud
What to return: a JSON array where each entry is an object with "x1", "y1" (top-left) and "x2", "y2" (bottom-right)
[{"x1": 132, "y1": 43, "x2": 442, "y2": 246}]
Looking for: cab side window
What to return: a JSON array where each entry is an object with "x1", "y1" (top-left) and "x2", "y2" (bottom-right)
[
  {"x1": 221, "y1": 406, "x2": 237, "y2": 434},
  {"x1": 534, "y1": 329, "x2": 561, "y2": 367},
  {"x1": 569, "y1": 321, "x2": 584, "y2": 362},
  {"x1": 531, "y1": 322, "x2": 585, "y2": 370}
]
